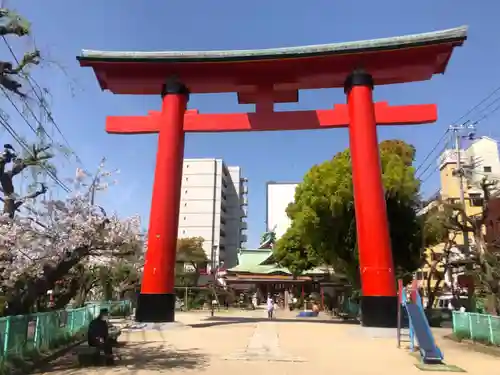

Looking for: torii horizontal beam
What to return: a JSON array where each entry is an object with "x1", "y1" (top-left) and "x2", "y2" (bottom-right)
[{"x1": 105, "y1": 102, "x2": 437, "y2": 134}]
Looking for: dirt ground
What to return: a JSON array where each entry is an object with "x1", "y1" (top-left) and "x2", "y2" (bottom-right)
[{"x1": 34, "y1": 309, "x2": 499, "y2": 375}]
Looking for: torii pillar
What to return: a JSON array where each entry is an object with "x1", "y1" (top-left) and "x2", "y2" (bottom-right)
[
  {"x1": 345, "y1": 70, "x2": 397, "y2": 324},
  {"x1": 135, "y1": 80, "x2": 189, "y2": 323}
]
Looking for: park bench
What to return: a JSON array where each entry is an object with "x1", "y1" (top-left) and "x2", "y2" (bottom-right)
[{"x1": 74, "y1": 323, "x2": 122, "y2": 366}]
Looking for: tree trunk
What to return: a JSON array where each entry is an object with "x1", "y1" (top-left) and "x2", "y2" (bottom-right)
[{"x1": 5, "y1": 246, "x2": 90, "y2": 315}]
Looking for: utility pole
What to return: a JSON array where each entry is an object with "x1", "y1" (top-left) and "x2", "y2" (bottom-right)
[
  {"x1": 449, "y1": 122, "x2": 476, "y2": 308},
  {"x1": 449, "y1": 123, "x2": 476, "y2": 251},
  {"x1": 89, "y1": 174, "x2": 100, "y2": 206}
]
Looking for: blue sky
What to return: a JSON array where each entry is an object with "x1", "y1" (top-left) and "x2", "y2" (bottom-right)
[{"x1": 3, "y1": 0, "x2": 500, "y2": 247}]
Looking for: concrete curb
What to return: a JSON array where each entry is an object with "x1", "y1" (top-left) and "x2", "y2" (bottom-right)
[{"x1": 443, "y1": 334, "x2": 500, "y2": 358}]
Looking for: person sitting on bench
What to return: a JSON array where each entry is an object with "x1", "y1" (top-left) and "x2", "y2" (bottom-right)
[{"x1": 87, "y1": 308, "x2": 114, "y2": 365}]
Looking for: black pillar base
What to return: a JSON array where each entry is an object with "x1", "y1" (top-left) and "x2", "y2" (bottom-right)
[
  {"x1": 135, "y1": 293, "x2": 175, "y2": 323},
  {"x1": 360, "y1": 296, "x2": 398, "y2": 328}
]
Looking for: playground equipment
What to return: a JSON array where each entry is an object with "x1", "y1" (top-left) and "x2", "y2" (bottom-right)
[
  {"x1": 77, "y1": 26, "x2": 467, "y2": 325},
  {"x1": 397, "y1": 280, "x2": 444, "y2": 364}
]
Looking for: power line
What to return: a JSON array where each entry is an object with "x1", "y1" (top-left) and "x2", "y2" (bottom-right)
[
  {"x1": 416, "y1": 84, "x2": 500, "y2": 188},
  {"x1": 451, "y1": 85, "x2": 500, "y2": 126},
  {"x1": 0, "y1": 115, "x2": 71, "y2": 192},
  {"x1": 418, "y1": 142, "x2": 450, "y2": 184},
  {"x1": 414, "y1": 129, "x2": 450, "y2": 173},
  {"x1": 472, "y1": 100, "x2": 500, "y2": 125},
  {"x1": 2, "y1": 36, "x2": 84, "y2": 166},
  {"x1": 1, "y1": 86, "x2": 55, "y2": 143}
]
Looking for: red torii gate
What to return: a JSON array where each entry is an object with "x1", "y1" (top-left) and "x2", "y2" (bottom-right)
[
  {"x1": 78, "y1": 25, "x2": 467, "y2": 328},
  {"x1": 106, "y1": 102, "x2": 436, "y2": 134}
]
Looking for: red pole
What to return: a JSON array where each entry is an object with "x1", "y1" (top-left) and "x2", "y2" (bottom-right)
[
  {"x1": 344, "y1": 70, "x2": 397, "y2": 328},
  {"x1": 135, "y1": 79, "x2": 189, "y2": 323}
]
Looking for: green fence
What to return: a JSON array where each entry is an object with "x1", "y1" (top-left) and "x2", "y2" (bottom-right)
[
  {"x1": 0, "y1": 300, "x2": 131, "y2": 363},
  {"x1": 339, "y1": 299, "x2": 360, "y2": 317},
  {"x1": 84, "y1": 300, "x2": 132, "y2": 317},
  {"x1": 452, "y1": 311, "x2": 500, "y2": 346}
]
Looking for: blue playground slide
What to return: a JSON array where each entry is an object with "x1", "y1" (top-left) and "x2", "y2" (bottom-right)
[{"x1": 402, "y1": 288, "x2": 444, "y2": 364}]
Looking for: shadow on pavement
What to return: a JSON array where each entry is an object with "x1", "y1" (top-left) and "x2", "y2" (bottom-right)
[
  {"x1": 190, "y1": 315, "x2": 360, "y2": 328},
  {"x1": 35, "y1": 342, "x2": 209, "y2": 375}
]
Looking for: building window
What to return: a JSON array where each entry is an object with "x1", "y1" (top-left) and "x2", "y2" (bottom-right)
[
  {"x1": 185, "y1": 177, "x2": 189, "y2": 182},
  {"x1": 182, "y1": 230, "x2": 186, "y2": 234},
  {"x1": 186, "y1": 164, "x2": 189, "y2": 168},
  {"x1": 484, "y1": 166, "x2": 492, "y2": 173},
  {"x1": 416, "y1": 271, "x2": 423, "y2": 280},
  {"x1": 183, "y1": 216, "x2": 186, "y2": 220},
  {"x1": 184, "y1": 203, "x2": 187, "y2": 207},
  {"x1": 184, "y1": 189, "x2": 188, "y2": 194},
  {"x1": 469, "y1": 193, "x2": 483, "y2": 207}
]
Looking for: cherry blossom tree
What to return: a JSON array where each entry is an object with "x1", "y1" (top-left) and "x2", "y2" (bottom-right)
[{"x1": 0, "y1": 163, "x2": 143, "y2": 315}]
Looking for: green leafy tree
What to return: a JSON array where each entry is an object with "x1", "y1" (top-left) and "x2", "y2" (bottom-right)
[
  {"x1": 429, "y1": 178, "x2": 500, "y2": 314},
  {"x1": 175, "y1": 237, "x2": 208, "y2": 287},
  {"x1": 277, "y1": 140, "x2": 424, "y2": 290},
  {"x1": 419, "y1": 209, "x2": 458, "y2": 309},
  {"x1": 273, "y1": 224, "x2": 320, "y2": 277}
]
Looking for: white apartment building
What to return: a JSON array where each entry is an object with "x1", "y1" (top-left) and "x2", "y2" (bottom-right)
[
  {"x1": 266, "y1": 182, "x2": 299, "y2": 240},
  {"x1": 178, "y1": 158, "x2": 248, "y2": 269},
  {"x1": 417, "y1": 136, "x2": 500, "y2": 294},
  {"x1": 465, "y1": 136, "x2": 500, "y2": 191},
  {"x1": 439, "y1": 136, "x2": 500, "y2": 199}
]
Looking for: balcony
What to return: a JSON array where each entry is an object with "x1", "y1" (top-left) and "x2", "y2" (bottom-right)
[
  {"x1": 219, "y1": 233, "x2": 226, "y2": 248},
  {"x1": 240, "y1": 178, "x2": 248, "y2": 194},
  {"x1": 240, "y1": 221, "x2": 248, "y2": 230},
  {"x1": 439, "y1": 149, "x2": 468, "y2": 170},
  {"x1": 240, "y1": 234, "x2": 248, "y2": 243},
  {"x1": 240, "y1": 195, "x2": 248, "y2": 206}
]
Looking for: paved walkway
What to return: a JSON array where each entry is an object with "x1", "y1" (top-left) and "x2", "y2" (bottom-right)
[{"x1": 35, "y1": 310, "x2": 499, "y2": 375}]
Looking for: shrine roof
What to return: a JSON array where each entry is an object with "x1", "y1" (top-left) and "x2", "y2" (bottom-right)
[
  {"x1": 227, "y1": 264, "x2": 290, "y2": 275},
  {"x1": 234, "y1": 248, "x2": 273, "y2": 268},
  {"x1": 77, "y1": 26, "x2": 467, "y2": 95},
  {"x1": 226, "y1": 249, "x2": 340, "y2": 277}
]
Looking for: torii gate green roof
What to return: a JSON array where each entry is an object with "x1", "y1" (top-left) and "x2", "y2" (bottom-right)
[{"x1": 79, "y1": 26, "x2": 467, "y2": 63}]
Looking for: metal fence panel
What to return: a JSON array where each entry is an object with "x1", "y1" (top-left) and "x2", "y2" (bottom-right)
[
  {"x1": 0, "y1": 300, "x2": 131, "y2": 362},
  {"x1": 452, "y1": 311, "x2": 500, "y2": 346}
]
